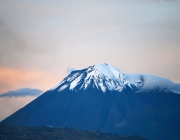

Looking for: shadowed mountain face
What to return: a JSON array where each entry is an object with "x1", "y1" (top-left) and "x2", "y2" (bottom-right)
[{"x1": 1, "y1": 64, "x2": 180, "y2": 140}]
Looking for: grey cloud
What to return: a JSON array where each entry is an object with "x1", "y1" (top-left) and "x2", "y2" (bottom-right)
[
  {"x1": 0, "y1": 18, "x2": 61, "y2": 70},
  {"x1": 0, "y1": 20, "x2": 26, "y2": 67},
  {"x1": 0, "y1": 88, "x2": 43, "y2": 97}
]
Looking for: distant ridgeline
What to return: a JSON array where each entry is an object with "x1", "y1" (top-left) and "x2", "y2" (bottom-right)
[
  {"x1": 1, "y1": 64, "x2": 180, "y2": 140},
  {"x1": 0, "y1": 88, "x2": 43, "y2": 97}
]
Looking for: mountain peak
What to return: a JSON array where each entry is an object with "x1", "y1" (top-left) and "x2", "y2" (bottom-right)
[
  {"x1": 50, "y1": 64, "x2": 180, "y2": 94},
  {"x1": 93, "y1": 63, "x2": 123, "y2": 80},
  {"x1": 52, "y1": 64, "x2": 131, "y2": 93}
]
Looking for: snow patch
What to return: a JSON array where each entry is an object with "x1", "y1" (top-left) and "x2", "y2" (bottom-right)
[
  {"x1": 59, "y1": 84, "x2": 68, "y2": 91},
  {"x1": 69, "y1": 74, "x2": 83, "y2": 90},
  {"x1": 94, "y1": 63, "x2": 122, "y2": 80},
  {"x1": 98, "y1": 82, "x2": 106, "y2": 92}
]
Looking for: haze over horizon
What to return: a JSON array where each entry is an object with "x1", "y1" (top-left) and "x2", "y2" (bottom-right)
[{"x1": 0, "y1": 0, "x2": 180, "y2": 94}]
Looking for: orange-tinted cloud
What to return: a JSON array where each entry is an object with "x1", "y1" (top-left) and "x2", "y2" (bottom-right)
[{"x1": 0, "y1": 67, "x2": 65, "y2": 94}]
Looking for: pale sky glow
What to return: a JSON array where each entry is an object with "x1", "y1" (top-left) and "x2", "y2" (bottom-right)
[{"x1": 0, "y1": 0, "x2": 180, "y2": 93}]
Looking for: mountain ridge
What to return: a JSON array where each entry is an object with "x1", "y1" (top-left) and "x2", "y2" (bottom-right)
[
  {"x1": 51, "y1": 63, "x2": 180, "y2": 94},
  {"x1": 0, "y1": 88, "x2": 43, "y2": 97}
]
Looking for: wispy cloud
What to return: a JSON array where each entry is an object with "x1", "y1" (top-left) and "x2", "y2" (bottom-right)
[
  {"x1": 0, "y1": 88, "x2": 43, "y2": 97},
  {"x1": 67, "y1": 67, "x2": 76, "y2": 74},
  {"x1": 0, "y1": 20, "x2": 25, "y2": 67}
]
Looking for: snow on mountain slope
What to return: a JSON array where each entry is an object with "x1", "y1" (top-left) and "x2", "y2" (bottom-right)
[
  {"x1": 51, "y1": 63, "x2": 133, "y2": 92},
  {"x1": 50, "y1": 63, "x2": 180, "y2": 94}
]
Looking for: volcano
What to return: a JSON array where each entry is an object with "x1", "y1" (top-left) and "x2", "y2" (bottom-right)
[{"x1": 1, "y1": 63, "x2": 180, "y2": 140}]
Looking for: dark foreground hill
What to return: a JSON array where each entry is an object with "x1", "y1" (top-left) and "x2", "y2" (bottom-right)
[{"x1": 0, "y1": 124, "x2": 145, "y2": 140}]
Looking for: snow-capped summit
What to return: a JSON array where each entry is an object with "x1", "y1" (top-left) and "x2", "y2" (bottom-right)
[
  {"x1": 52, "y1": 63, "x2": 136, "y2": 93},
  {"x1": 51, "y1": 63, "x2": 180, "y2": 94},
  {"x1": 81, "y1": 63, "x2": 133, "y2": 92}
]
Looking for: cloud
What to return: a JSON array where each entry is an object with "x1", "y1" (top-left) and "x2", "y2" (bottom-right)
[
  {"x1": 0, "y1": 88, "x2": 43, "y2": 97},
  {"x1": 0, "y1": 19, "x2": 27, "y2": 67},
  {"x1": 67, "y1": 67, "x2": 76, "y2": 74},
  {"x1": 0, "y1": 16, "x2": 61, "y2": 70}
]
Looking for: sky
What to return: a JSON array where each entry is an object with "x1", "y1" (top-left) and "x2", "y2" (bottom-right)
[{"x1": 0, "y1": 0, "x2": 180, "y2": 120}]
